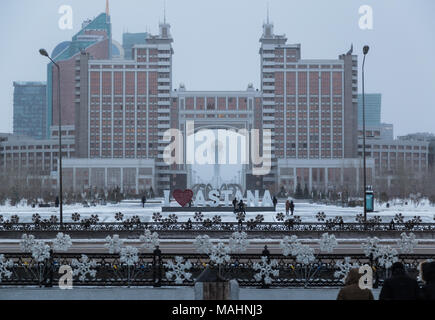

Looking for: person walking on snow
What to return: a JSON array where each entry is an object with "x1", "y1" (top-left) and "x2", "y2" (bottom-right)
[
  {"x1": 289, "y1": 200, "x2": 295, "y2": 215},
  {"x1": 285, "y1": 200, "x2": 290, "y2": 215}
]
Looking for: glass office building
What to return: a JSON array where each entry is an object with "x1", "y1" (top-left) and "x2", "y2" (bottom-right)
[{"x1": 13, "y1": 81, "x2": 47, "y2": 140}]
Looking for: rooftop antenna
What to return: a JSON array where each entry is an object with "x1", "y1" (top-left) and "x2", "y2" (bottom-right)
[
  {"x1": 267, "y1": 2, "x2": 269, "y2": 24},
  {"x1": 163, "y1": 0, "x2": 167, "y2": 24},
  {"x1": 106, "y1": 0, "x2": 110, "y2": 16}
]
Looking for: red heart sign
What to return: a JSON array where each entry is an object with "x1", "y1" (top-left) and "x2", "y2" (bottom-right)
[{"x1": 173, "y1": 189, "x2": 194, "y2": 207}]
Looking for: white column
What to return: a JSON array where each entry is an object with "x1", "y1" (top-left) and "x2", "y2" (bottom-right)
[
  {"x1": 293, "y1": 167, "x2": 297, "y2": 192},
  {"x1": 356, "y1": 167, "x2": 360, "y2": 193},
  {"x1": 73, "y1": 167, "x2": 76, "y2": 192},
  {"x1": 308, "y1": 167, "x2": 313, "y2": 192},
  {"x1": 136, "y1": 167, "x2": 139, "y2": 194},
  {"x1": 340, "y1": 167, "x2": 344, "y2": 186},
  {"x1": 120, "y1": 167, "x2": 124, "y2": 193},
  {"x1": 104, "y1": 167, "x2": 107, "y2": 190}
]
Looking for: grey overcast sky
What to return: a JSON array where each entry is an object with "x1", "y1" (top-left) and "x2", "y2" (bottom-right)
[{"x1": 0, "y1": 0, "x2": 434, "y2": 136}]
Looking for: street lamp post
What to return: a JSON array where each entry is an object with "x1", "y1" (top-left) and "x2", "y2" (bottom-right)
[
  {"x1": 39, "y1": 49, "x2": 63, "y2": 228},
  {"x1": 362, "y1": 45, "x2": 370, "y2": 222}
]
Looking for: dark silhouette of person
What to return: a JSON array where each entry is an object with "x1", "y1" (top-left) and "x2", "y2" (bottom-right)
[
  {"x1": 419, "y1": 261, "x2": 435, "y2": 300},
  {"x1": 232, "y1": 198, "x2": 237, "y2": 210},
  {"x1": 289, "y1": 200, "x2": 295, "y2": 215},
  {"x1": 272, "y1": 196, "x2": 278, "y2": 210},
  {"x1": 285, "y1": 200, "x2": 290, "y2": 215},
  {"x1": 55, "y1": 196, "x2": 59, "y2": 208},
  {"x1": 44, "y1": 249, "x2": 54, "y2": 288},
  {"x1": 141, "y1": 195, "x2": 147, "y2": 208},
  {"x1": 238, "y1": 199, "x2": 245, "y2": 214},
  {"x1": 379, "y1": 262, "x2": 420, "y2": 300}
]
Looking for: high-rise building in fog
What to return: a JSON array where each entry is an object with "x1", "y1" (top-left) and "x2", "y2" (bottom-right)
[{"x1": 13, "y1": 82, "x2": 47, "y2": 140}]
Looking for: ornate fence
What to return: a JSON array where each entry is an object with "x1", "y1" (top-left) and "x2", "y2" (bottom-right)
[
  {"x1": 1, "y1": 221, "x2": 435, "y2": 234},
  {"x1": 0, "y1": 251, "x2": 432, "y2": 288}
]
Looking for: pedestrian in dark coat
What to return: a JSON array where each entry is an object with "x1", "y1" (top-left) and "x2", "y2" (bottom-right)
[
  {"x1": 379, "y1": 262, "x2": 419, "y2": 300},
  {"x1": 55, "y1": 196, "x2": 60, "y2": 208},
  {"x1": 238, "y1": 199, "x2": 245, "y2": 214},
  {"x1": 419, "y1": 261, "x2": 435, "y2": 300},
  {"x1": 232, "y1": 198, "x2": 237, "y2": 210},
  {"x1": 141, "y1": 195, "x2": 146, "y2": 208},
  {"x1": 289, "y1": 200, "x2": 295, "y2": 215},
  {"x1": 337, "y1": 268, "x2": 374, "y2": 300},
  {"x1": 285, "y1": 200, "x2": 290, "y2": 215},
  {"x1": 272, "y1": 196, "x2": 278, "y2": 210}
]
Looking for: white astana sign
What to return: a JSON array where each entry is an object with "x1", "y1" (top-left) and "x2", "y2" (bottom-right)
[{"x1": 164, "y1": 189, "x2": 273, "y2": 207}]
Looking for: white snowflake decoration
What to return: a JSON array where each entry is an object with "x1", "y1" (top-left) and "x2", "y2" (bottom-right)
[
  {"x1": 52, "y1": 233, "x2": 72, "y2": 252},
  {"x1": 120, "y1": 246, "x2": 139, "y2": 266},
  {"x1": 361, "y1": 237, "x2": 380, "y2": 257},
  {"x1": 228, "y1": 232, "x2": 249, "y2": 253},
  {"x1": 71, "y1": 254, "x2": 97, "y2": 281},
  {"x1": 293, "y1": 243, "x2": 316, "y2": 265},
  {"x1": 104, "y1": 234, "x2": 124, "y2": 254},
  {"x1": 319, "y1": 233, "x2": 338, "y2": 253},
  {"x1": 334, "y1": 257, "x2": 360, "y2": 283},
  {"x1": 139, "y1": 229, "x2": 160, "y2": 250},
  {"x1": 31, "y1": 240, "x2": 50, "y2": 262},
  {"x1": 20, "y1": 234, "x2": 35, "y2": 252},
  {"x1": 253, "y1": 256, "x2": 279, "y2": 284},
  {"x1": 165, "y1": 256, "x2": 192, "y2": 284},
  {"x1": 209, "y1": 242, "x2": 231, "y2": 265},
  {"x1": 396, "y1": 232, "x2": 418, "y2": 254},
  {"x1": 279, "y1": 235, "x2": 300, "y2": 256},
  {"x1": 376, "y1": 245, "x2": 399, "y2": 268},
  {"x1": 0, "y1": 254, "x2": 13, "y2": 282},
  {"x1": 194, "y1": 235, "x2": 213, "y2": 255}
]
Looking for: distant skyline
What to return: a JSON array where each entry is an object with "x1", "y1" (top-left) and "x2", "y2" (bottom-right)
[{"x1": 1, "y1": 0, "x2": 434, "y2": 136}]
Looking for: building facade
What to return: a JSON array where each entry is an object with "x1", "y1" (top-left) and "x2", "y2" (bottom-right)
[{"x1": 13, "y1": 82, "x2": 47, "y2": 140}]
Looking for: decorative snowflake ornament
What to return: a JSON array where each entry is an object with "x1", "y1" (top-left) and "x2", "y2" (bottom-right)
[
  {"x1": 194, "y1": 212, "x2": 204, "y2": 222},
  {"x1": 376, "y1": 245, "x2": 399, "y2": 268},
  {"x1": 276, "y1": 212, "x2": 284, "y2": 221},
  {"x1": 52, "y1": 233, "x2": 72, "y2": 252},
  {"x1": 165, "y1": 256, "x2": 192, "y2": 284},
  {"x1": 394, "y1": 213, "x2": 404, "y2": 223},
  {"x1": 209, "y1": 242, "x2": 231, "y2": 265},
  {"x1": 71, "y1": 254, "x2": 97, "y2": 281},
  {"x1": 319, "y1": 233, "x2": 338, "y2": 253},
  {"x1": 397, "y1": 232, "x2": 418, "y2": 254},
  {"x1": 228, "y1": 232, "x2": 249, "y2": 253},
  {"x1": 20, "y1": 234, "x2": 36, "y2": 252},
  {"x1": 139, "y1": 229, "x2": 160, "y2": 250},
  {"x1": 280, "y1": 235, "x2": 300, "y2": 256},
  {"x1": 0, "y1": 254, "x2": 13, "y2": 282},
  {"x1": 253, "y1": 256, "x2": 279, "y2": 284},
  {"x1": 120, "y1": 246, "x2": 139, "y2": 266},
  {"x1": 104, "y1": 234, "x2": 124, "y2": 254},
  {"x1": 316, "y1": 212, "x2": 326, "y2": 222},
  {"x1": 31, "y1": 240, "x2": 50, "y2": 262},
  {"x1": 293, "y1": 243, "x2": 316, "y2": 265},
  {"x1": 334, "y1": 257, "x2": 360, "y2": 283},
  {"x1": 361, "y1": 237, "x2": 380, "y2": 258},
  {"x1": 194, "y1": 235, "x2": 213, "y2": 255}
]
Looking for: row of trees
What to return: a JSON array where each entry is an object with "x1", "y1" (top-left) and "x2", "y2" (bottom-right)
[{"x1": 0, "y1": 171, "x2": 155, "y2": 206}]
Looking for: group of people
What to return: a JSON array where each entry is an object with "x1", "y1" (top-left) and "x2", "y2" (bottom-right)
[
  {"x1": 232, "y1": 198, "x2": 246, "y2": 214},
  {"x1": 337, "y1": 261, "x2": 435, "y2": 300}
]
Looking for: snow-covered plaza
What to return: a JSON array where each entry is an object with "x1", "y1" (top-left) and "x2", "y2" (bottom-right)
[{"x1": 0, "y1": 198, "x2": 434, "y2": 224}]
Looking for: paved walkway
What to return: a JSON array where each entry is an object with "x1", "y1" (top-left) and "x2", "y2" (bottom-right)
[{"x1": 0, "y1": 287, "x2": 381, "y2": 300}]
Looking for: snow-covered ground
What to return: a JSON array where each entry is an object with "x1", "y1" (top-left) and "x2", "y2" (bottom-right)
[{"x1": 0, "y1": 198, "x2": 434, "y2": 223}]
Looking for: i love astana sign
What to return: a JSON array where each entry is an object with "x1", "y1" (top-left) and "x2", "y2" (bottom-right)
[{"x1": 163, "y1": 189, "x2": 273, "y2": 207}]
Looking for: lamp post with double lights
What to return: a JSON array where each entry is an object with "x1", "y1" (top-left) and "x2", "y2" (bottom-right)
[
  {"x1": 39, "y1": 49, "x2": 63, "y2": 228},
  {"x1": 362, "y1": 45, "x2": 370, "y2": 222}
]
